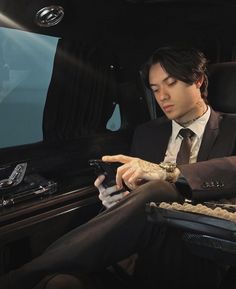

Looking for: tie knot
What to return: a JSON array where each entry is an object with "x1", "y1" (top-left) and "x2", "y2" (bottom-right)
[{"x1": 178, "y1": 128, "x2": 194, "y2": 139}]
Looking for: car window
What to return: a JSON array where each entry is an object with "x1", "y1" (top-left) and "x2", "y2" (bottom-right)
[
  {"x1": 0, "y1": 27, "x2": 59, "y2": 148},
  {"x1": 106, "y1": 103, "x2": 121, "y2": 131}
]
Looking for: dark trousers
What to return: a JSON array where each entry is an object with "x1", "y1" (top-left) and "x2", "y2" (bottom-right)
[
  {"x1": 0, "y1": 180, "x2": 182, "y2": 289},
  {"x1": 32, "y1": 271, "x2": 132, "y2": 289},
  {"x1": 0, "y1": 180, "x2": 225, "y2": 289}
]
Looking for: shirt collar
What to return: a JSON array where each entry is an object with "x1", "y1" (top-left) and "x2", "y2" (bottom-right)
[{"x1": 172, "y1": 106, "x2": 211, "y2": 140}]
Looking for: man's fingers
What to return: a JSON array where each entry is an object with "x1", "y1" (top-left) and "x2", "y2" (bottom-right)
[
  {"x1": 100, "y1": 185, "x2": 118, "y2": 197},
  {"x1": 121, "y1": 167, "x2": 136, "y2": 182},
  {"x1": 94, "y1": 175, "x2": 105, "y2": 187},
  {"x1": 97, "y1": 184, "x2": 105, "y2": 195},
  {"x1": 100, "y1": 190, "x2": 130, "y2": 208},
  {"x1": 102, "y1": 200, "x2": 118, "y2": 209},
  {"x1": 107, "y1": 192, "x2": 124, "y2": 202},
  {"x1": 115, "y1": 163, "x2": 132, "y2": 188},
  {"x1": 104, "y1": 191, "x2": 129, "y2": 203},
  {"x1": 98, "y1": 185, "x2": 120, "y2": 201},
  {"x1": 100, "y1": 192, "x2": 123, "y2": 208},
  {"x1": 128, "y1": 170, "x2": 145, "y2": 185},
  {"x1": 117, "y1": 167, "x2": 135, "y2": 189},
  {"x1": 102, "y1": 154, "x2": 134, "y2": 164}
]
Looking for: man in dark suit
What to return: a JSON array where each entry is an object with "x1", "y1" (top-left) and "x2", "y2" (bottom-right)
[
  {"x1": 1, "y1": 46, "x2": 236, "y2": 289},
  {"x1": 98, "y1": 46, "x2": 236, "y2": 206}
]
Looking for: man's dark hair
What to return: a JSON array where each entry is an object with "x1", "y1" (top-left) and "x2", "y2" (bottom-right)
[{"x1": 142, "y1": 46, "x2": 208, "y2": 102}]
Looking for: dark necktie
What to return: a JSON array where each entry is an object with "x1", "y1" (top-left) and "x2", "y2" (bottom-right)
[{"x1": 176, "y1": 128, "x2": 195, "y2": 165}]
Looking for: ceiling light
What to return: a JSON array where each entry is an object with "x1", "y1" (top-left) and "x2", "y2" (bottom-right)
[{"x1": 35, "y1": 5, "x2": 64, "y2": 27}]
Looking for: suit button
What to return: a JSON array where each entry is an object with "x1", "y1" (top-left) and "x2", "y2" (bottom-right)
[
  {"x1": 219, "y1": 181, "x2": 225, "y2": 187},
  {"x1": 202, "y1": 181, "x2": 210, "y2": 188},
  {"x1": 210, "y1": 181, "x2": 215, "y2": 187},
  {"x1": 215, "y1": 181, "x2": 220, "y2": 187}
]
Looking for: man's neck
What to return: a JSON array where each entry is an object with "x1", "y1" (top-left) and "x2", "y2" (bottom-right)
[{"x1": 176, "y1": 102, "x2": 208, "y2": 127}]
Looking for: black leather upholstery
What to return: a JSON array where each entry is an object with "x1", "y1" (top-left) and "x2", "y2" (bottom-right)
[{"x1": 208, "y1": 62, "x2": 236, "y2": 113}]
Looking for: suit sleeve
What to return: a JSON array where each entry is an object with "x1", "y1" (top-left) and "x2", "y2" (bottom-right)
[{"x1": 178, "y1": 156, "x2": 236, "y2": 201}]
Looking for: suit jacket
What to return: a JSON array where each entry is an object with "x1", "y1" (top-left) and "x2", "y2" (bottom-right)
[{"x1": 131, "y1": 108, "x2": 236, "y2": 201}]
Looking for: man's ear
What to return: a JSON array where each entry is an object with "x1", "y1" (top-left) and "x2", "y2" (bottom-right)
[{"x1": 195, "y1": 75, "x2": 204, "y2": 89}]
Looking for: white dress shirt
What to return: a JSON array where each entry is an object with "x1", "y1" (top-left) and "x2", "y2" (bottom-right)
[{"x1": 164, "y1": 106, "x2": 211, "y2": 164}]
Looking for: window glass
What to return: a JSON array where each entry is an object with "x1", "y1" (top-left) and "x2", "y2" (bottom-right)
[
  {"x1": 0, "y1": 27, "x2": 59, "y2": 148},
  {"x1": 106, "y1": 103, "x2": 121, "y2": 131}
]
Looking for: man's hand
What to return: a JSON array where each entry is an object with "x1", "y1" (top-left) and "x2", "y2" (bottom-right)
[
  {"x1": 102, "y1": 154, "x2": 168, "y2": 190},
  {"x1": 94, "y1": 175, "x2": 130, "y2": 208}
]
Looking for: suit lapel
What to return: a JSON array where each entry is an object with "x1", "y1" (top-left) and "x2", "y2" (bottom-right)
[
  {"x1": 153, "y1": 120, "x2": 172, "y2": 163},
  {"x1": 197, "y1": 109, "x2": 221, "y2": 161}
]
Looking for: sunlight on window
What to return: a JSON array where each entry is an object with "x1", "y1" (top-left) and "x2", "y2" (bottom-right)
[{"x1": 0, "y1": 27, "x2": 59, "y2": 148}]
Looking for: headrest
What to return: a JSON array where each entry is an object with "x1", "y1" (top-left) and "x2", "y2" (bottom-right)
[{"x1": 208, "y1": 62, "x2": 236, "y2": 113}]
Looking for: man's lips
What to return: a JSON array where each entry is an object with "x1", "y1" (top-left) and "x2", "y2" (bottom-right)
[{"x1": 162, "y1": 105, "x2": 174, "y2": 112}]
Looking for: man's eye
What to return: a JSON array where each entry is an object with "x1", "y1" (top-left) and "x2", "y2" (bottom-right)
[{"x1": 168, "y1": 79, "x2": 177, "y2": 86}]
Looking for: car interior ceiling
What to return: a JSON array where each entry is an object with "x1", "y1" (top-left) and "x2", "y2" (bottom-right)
[{"x1": 0, "y1": 0, "x2": 235, "y2": 189}]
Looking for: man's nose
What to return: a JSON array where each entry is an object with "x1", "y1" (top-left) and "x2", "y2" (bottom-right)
[{"x1": 158, "y1": 87, "x2": 169, "y2": 101}]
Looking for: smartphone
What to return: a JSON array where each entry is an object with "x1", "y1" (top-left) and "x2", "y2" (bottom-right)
[
  {"x1": 88, "y1": 159, "x2": 119, "y2": 188},
  {"x1": 88, "y1": 159, "x2": 129, "y2": 194}
]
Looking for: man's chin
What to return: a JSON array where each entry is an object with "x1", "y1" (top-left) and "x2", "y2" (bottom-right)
[{"x1": 164, "y1": 112, "x2": 177, "y2": 120}]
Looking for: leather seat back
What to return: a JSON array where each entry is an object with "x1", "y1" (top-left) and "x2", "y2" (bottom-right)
[{"x1": 208, "y1": 62, "x2": 236, "y2": 113}]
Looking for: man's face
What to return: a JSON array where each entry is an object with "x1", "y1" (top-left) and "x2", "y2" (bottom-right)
[{"x1": 149, "y1": 62, "x2": 204, "y2": 123}]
